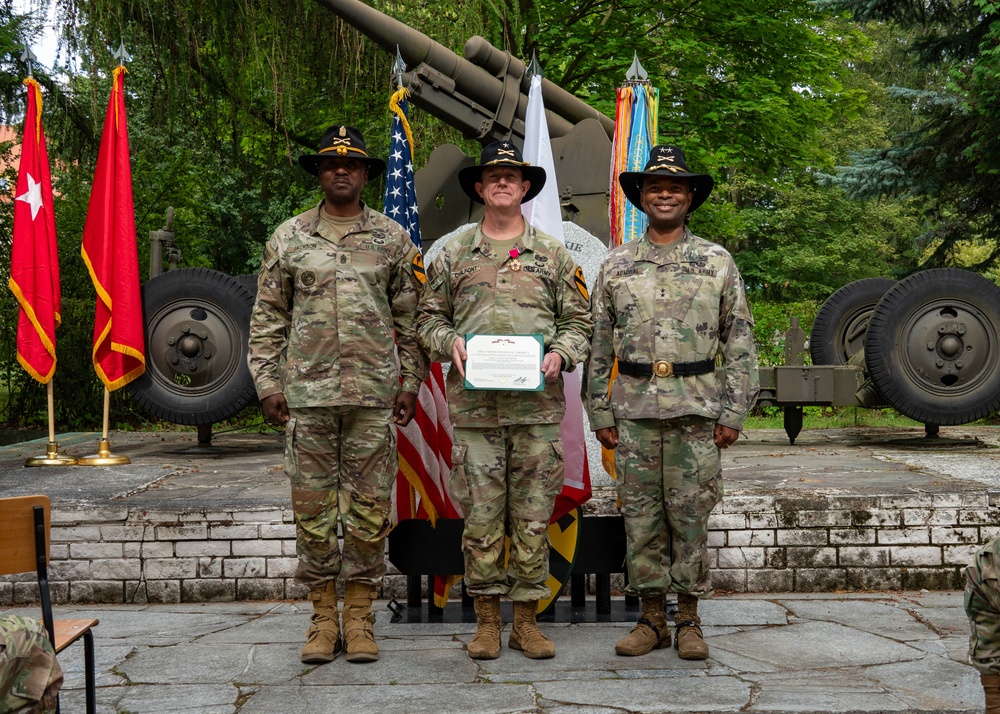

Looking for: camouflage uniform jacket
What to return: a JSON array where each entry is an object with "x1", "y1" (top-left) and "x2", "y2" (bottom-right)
[
  {"x1": 417, "y1": 221, "x2": 593, "y2": 427},
  {"x1": 248, "y1": 201, "x2": 428, "y2": 408},
  {"x1": 0, "y1": 615, "x2": 62, "y2": 714},
  {"x1": 585, "y1": 229, "x2": 759, "y2": 431},
  {"x1": 965, "y1": 536, "x2": 1000, "y2": 673}
]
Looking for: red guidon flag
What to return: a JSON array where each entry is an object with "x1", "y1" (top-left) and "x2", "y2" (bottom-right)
[
  {"x1": 9, "y1": 77, "x2": 61, "y2": 383},
  {"x1": 80, "y1": 65, "x2": 145, "y2": 389}
]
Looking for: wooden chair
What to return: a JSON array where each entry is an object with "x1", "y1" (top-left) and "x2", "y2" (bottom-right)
[{"x1": 0, "y1": 495, "x2": 99, "y2": 714}]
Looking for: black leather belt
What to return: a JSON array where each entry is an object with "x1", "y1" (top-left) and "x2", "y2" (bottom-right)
[{"x1": 618, "y1": 359, "x2": 715, "y2": 378}]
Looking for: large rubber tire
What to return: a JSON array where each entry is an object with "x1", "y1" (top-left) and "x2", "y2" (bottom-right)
[
  {"x1": 127, "y1": 268, "x2": 259, "y2": 426},
  {"x1": 234, "y1": 272, "x2": 259, "y2": 298},
  {"x1": 810, "y1": 278, "x2": 896, "y2": 365},
  {"x1": 865, "y1": 268, "x2": 1000, "y2": 425}
]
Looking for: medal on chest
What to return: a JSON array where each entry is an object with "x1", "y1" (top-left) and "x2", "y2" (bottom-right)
[{"x1": 508, "y1": 246, "x2": 522, "y2": 272}]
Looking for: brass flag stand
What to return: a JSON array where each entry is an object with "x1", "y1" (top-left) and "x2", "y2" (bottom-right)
[
  {"x1": 77, "y1": 388, "x2": 130, "y2": 466},
  {"x1": 26, "y1": 381, "x2": 77, "y2": 466}
]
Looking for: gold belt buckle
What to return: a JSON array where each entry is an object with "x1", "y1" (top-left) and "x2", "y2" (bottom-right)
[{"x1": 653, "y1": 360, "x2": 673, "y2": 378}]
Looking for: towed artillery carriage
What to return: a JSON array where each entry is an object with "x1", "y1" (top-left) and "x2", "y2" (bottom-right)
[
  {"x1": 761, "y1": 270, "x2": 1000, "y2": 443},
  {"x1": 127, "y1": 0, "x2": 1000, "y2": 447}
]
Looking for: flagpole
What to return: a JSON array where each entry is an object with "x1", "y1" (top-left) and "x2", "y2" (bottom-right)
[
  {"x1": 13, "y1": 48, "x2": 76, "y2": 467},
  {"x1": 520, "y1": 53, "x2": 592, "y2": 617},
  {"x1": 77, "y1": 389, "x2": 131, "y2": 466},
  {"x1": 25, "y1": 381, "x2": 78, "y2": 466},
  {"x1": 78, "y1": 42, "x2": 137, "y2": 467}
]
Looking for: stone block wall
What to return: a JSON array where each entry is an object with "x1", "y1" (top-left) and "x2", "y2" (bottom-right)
[
  {"x1": 1, "y1": 489, "x2": 996, "y2": 604},
  {"x1": 705, "y1": 491, "x2": 995, "y2": 593},
  {"x1": 0, "y1": 507, "x2": 307, "y2": 605}
]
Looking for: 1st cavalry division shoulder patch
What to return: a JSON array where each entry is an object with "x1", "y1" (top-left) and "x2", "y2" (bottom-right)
[
  {"x1": 574, "y1": 266, "x2": 589, "y2": 302},
  {"x1": 412, "y1": 253, "x2": 426, "y2": 285}
]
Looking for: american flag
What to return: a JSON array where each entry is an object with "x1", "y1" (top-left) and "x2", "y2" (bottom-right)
[
  {"x1": 383, "y1": 90, "x2": 421, "y2": 249},
  {"x1": 386, "y1": 88, "x2": 462, "y2": 607}
]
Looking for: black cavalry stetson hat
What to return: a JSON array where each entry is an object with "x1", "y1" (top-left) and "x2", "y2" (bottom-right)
[
  {"x1": 618, "y1": 145, "x2": 714, "y2": 214},
  {"x1": 298, "y1": 125, "x2": 387, "y2": 177},
  {"x1": 458, "y1": 140, "x2": 546, "y2": 204}
]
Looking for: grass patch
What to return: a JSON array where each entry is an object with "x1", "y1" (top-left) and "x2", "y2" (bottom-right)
[{"x1": 746, "y1": 406, "x2": 924, "y2": 430}]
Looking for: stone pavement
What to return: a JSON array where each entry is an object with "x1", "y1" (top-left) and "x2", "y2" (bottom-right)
[{"x1": 2, "y1": 590, "x2": 983, "y2": 713}]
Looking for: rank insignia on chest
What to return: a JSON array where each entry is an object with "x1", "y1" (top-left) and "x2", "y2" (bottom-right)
[{"x1": 509, "y1": 246, "x2": 522, "y2": 272}]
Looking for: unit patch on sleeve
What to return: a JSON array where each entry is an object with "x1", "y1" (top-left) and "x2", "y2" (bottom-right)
[
  {"x1": 411, "y1": 253, "x2": 426, "y2": 285},
  {"x1": 574, "y1": 266, "x2": 589, "y2": 302}
]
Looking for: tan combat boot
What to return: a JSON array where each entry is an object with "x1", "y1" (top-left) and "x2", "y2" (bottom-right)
[
  {"x1": 467, "y1": 595, "x2": 503, "y2": 660},
  {"x1": 300, "y1": 581, "x2": 341, "y2": 664},
  {"x1": 342, "y1": 581, "x2": 379, "y2": 663},
  {"x1": 983, "y1": 673, "x2": 1000, "y2": 714},
  {"x1": 615, "y1": 595, "x2": 670, "y2": 656},
  {"x1": 508, "y1": 600, "x2": 555, "y2": 659},
  {"x1": 674, "y1": 593, "x2": 709, "y2": 660}
]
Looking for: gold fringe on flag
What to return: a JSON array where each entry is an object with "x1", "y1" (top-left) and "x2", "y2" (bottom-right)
[{"x1": 389, "y1": 87, "x2": 416, "y2": 153}]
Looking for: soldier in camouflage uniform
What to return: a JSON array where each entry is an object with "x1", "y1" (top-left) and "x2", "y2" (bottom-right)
[
  {"x1": 417, "y1": 141, "x2": 592, "y2": 661},
  {"x1": 0, "y1": 616, "x2": 62, "y2": 713},
  {"x1": 248, "y1": 125, "x2": 427, "y2": 665},
  {"x1": 965, "y1": 537, "x2": 1000, "y2": 713},
  {"x1": 585, "y1": 145, "x2": 758, "y2": 659}
]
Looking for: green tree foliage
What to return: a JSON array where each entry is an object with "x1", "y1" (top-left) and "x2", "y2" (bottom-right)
[
  {"x1": 821, "y1": 0, "x2": 1000, "y2": 272},
  {"x1": 736, "y1": 176, "x2": 916, "y2": 301},
  {"x1": 528, "y1": 1, "x2": 868, "y2": 174}
]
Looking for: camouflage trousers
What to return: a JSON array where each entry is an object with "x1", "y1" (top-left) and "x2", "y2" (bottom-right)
[
  {"x1": 0, "y1": 615, "x2": 62, "y2": 714},
  {"x1": 615, "y1": 416, "x2": 722, "y2": 598},
  {"x1": 965, "y1": 537, "x2": 1000, "y2": 674},
  {"x1": 450, "y1": 423, "x2": 564, "y2": 601},
  {"x1": 285, "y1": 406, "x2": 396, "y2": 588}
]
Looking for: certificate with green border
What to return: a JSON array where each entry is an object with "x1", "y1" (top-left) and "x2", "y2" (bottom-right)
[{"x1": 463, "y1": 334, "x2": 545, "y2": 391}]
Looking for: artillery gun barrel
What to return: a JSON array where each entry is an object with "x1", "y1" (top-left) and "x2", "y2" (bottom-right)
[
  {"x1": 398, "y1": 68, "x2": 575, "y2": 142},
  {"x1": 464, "y1": 36, "x2": 614, "y2": 138},
  {"x1": 315, "y1": 0, "x2": 461, "y2": 84},
  {"x1": 315, "y1": 0, "x2": 580, "y2": 140}
]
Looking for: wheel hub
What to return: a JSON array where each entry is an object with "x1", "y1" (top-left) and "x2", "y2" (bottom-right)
[
  {"x1": 148, "y1": 306, "x2": 234, "y2": 391},
  {"x1": 178, "y1": 334, "x2": 202, "y2": 358},
  {"x1": 904, "y1": 305, "x2": 992, "y2": 392}
]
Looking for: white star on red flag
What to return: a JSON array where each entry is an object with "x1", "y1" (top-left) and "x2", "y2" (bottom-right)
[{"x1": 16, "y1": 173, "x2": 44, "y2": 220}]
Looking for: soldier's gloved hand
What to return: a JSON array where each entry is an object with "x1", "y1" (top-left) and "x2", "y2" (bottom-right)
[
  {"x1": 261, "y1": 394, "x2": 290, "y2": 425},
  {"x1": 394, "y1": 391, "x2": 417, "y2": 426},
  {"x1": 596, "y1": 426, "x2": 619, "y2": 450},
  {"x1": 451, "y1": 336, "x2": 468, "y2": 378},
  {"x1": 541, "y1": 352, "x2": 563, "y2": 381},
  {"x1": 714, "y1": 424, "x2": 739, "y2": 449}
]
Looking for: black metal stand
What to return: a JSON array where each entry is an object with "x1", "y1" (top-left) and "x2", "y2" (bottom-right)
[
  {"x1": 388, "y1": 515, "x2": 641, "y2": 622},
  {"x1": 784, "y1": 405, "x2": 804, "y2": 445},
  {"x1": 387, "y1": 596, "x2": 642, "y2": 624}
]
